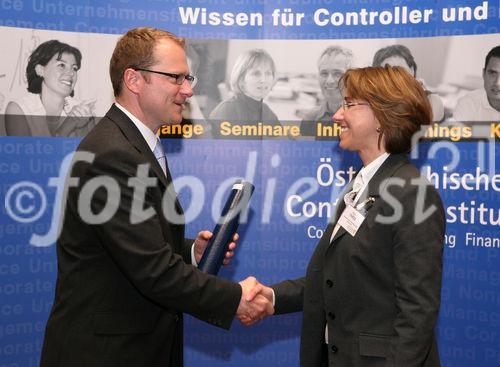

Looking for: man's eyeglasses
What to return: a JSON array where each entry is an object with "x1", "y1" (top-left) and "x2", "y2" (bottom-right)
[
  {"x1": 342, "y1": 99, "x2": 370, "y2": 110},
  {"x1": 134, "y1": 68, "x2": 197, "y2": 87}
]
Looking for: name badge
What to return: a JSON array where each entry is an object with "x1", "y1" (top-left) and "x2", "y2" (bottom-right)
[{"x1": 338, "y1": 205, "x2": 366, "y2": 237}]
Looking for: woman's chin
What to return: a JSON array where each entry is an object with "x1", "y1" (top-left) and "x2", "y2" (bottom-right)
[
  {"x1": 338, "y1": 137, "x2": 347, "y2": 148},
  {"x1": 339, "y1": 139, "x2": 356, "y2": 152},
  {"x1": 246, "y1": 94, "x2": 264, "y2": 101}
]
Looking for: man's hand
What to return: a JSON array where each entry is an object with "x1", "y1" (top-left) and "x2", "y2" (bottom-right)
[
  {"x1": 237, "y1": 276, "x2": 274, "y2": 326},
  {"x1": 193, "y1": 230, "x2": 238, "y2": 265}
]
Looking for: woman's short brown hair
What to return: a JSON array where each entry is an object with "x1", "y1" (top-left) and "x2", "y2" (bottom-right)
[
  {"x1": 339, "y1": 66, "x2": 432, "y2": 153},
  {"x1": 109, "y1": 27, "x2": 185, "y2": 97}
]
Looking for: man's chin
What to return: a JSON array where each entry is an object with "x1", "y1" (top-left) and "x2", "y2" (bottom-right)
[
  {"x1": 160, "y1": 119, "x2": 182, "y2": 127},
  {"x1": 323, "y1": 91, "x2": 340, "y2": 100},
  {"x1": 168, "y1": 114, "x2": 183, "y2": 125}
]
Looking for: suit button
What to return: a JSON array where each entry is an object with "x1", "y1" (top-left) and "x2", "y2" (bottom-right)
[
  {"x1": 326, "y1": 279, "x2": 333, "y2": 287},
  {"x1": 328, "y1": 312, "x2": 335, "y2": 320},
  {"x1": 331, "y1": 345, "x2": 338, "y2": 353}
]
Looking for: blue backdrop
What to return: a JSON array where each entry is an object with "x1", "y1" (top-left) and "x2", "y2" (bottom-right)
[
  {"x1": 1, "y1": 0, "x2": 500, "y2": 366},
  {"x1": 1, "y1": 137, "x2": 499, "y2": 366}
]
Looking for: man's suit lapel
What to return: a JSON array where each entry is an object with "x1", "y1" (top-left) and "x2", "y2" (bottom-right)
[
  {"x1": 105, "y1": 105, "x2": 187, "y2": 253},
  {"x1": 106, "y1": 105, "x2": 170, "y2": 189},
  {"x1": 105, "y1": 104, "x2": 184, "y2": 221}
]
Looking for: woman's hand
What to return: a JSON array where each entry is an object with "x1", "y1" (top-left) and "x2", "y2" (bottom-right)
[
  {"x1": 57, "y1": 99, "x2": 97, "y2": 136},
  {"x1": 66, "y1": 99, "x2": 96, "y2": 120}
]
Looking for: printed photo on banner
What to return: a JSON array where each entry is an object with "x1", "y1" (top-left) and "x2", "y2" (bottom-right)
[
  {"x1": 188, "y1": 35, "x2": 500, "y2": 141},
  {"x1": 0, "y1": 4, "x2": 499, "y2": 366},
  {"x1": 0, "y1": 27, "x2": 116, "y2": 136},
  {"x1": 0, "y1": 26, "x2": 499, "y2": 138}
]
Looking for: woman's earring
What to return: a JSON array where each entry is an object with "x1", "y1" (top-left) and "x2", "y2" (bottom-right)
[{"x1": 376, "y1": 127, "x2": 382, "y2": 133}]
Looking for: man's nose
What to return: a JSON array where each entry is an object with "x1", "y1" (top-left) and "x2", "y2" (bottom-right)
[
  {"x1": 494, "y1": 74, "x2": 500, "y2": 87},
  {"x1": 180, "y1": 79, "x2": 193, "y2": 97},
  {"x1": 326, "y1": 74, "x2": 336, "y2": 83},
  {"x1": 326, "y1": 71, "x2": 342, "y2": 83}
]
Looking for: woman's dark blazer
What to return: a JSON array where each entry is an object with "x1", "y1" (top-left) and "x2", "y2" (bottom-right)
[{"x1": 273, "y1": 153, "x2": 445, "y2": 367}]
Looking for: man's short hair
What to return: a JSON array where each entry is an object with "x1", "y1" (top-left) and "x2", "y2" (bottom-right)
[
  {"x1": 317, "y1": 46, "x2": 353, "y2": 69},
  {"x1": 110, "y1": 27, "x2": 185, "y2": 97},
  {"x1": 484, "y1": 45, "x2": 500, "y2": 70},
  {"x1": 372, "y1": 44, "x2": 417, "y2": 77}
]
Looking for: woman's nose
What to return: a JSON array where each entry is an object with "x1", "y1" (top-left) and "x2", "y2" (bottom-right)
[{"x1": 332, "y1": 106, "x2": 344, "y2": 123}]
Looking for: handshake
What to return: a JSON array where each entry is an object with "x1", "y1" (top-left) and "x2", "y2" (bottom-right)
[
  {"x1": 194, "y1": 232, "x2": 274, "y2": 326},
  {"x1": 236, "y1": 276, "x2": 274, "y2": 326}
]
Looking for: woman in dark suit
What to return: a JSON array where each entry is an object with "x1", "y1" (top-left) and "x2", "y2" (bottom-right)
[{"x1": 268, "y1": 66, "x2": 445, "y2": 367}]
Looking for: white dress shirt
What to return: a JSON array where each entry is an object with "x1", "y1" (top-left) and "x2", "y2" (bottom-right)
[
  {"x1": 330, "y1": 152, "x2": 390, "y2": 242},
  {"x1": 115, "y1": 102, "x2": 158, "y2": 152},
  {"x1": 453, "y1": 89, "x2": 500, "y2": 121}
]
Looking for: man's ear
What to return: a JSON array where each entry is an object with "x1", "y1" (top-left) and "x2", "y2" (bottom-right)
[
  {"x1": 123, "y1": 68, "x2": 142, "y2": 94},
  {"x1": 35, "y1": 64, "x2": 44, "y2": 78}
]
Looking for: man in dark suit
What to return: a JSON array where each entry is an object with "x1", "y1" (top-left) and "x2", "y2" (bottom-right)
[{"x1": 40, "y1": 27, "x2": 272, "y2": 367}]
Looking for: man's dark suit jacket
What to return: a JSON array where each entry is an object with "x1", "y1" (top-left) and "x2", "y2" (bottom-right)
[
  {"x1": 273, "y1": 154, "x2": 445, "y2": 367},
  {"x1": 40, "y1": 105, "x2": 241, "y2": 367}
]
